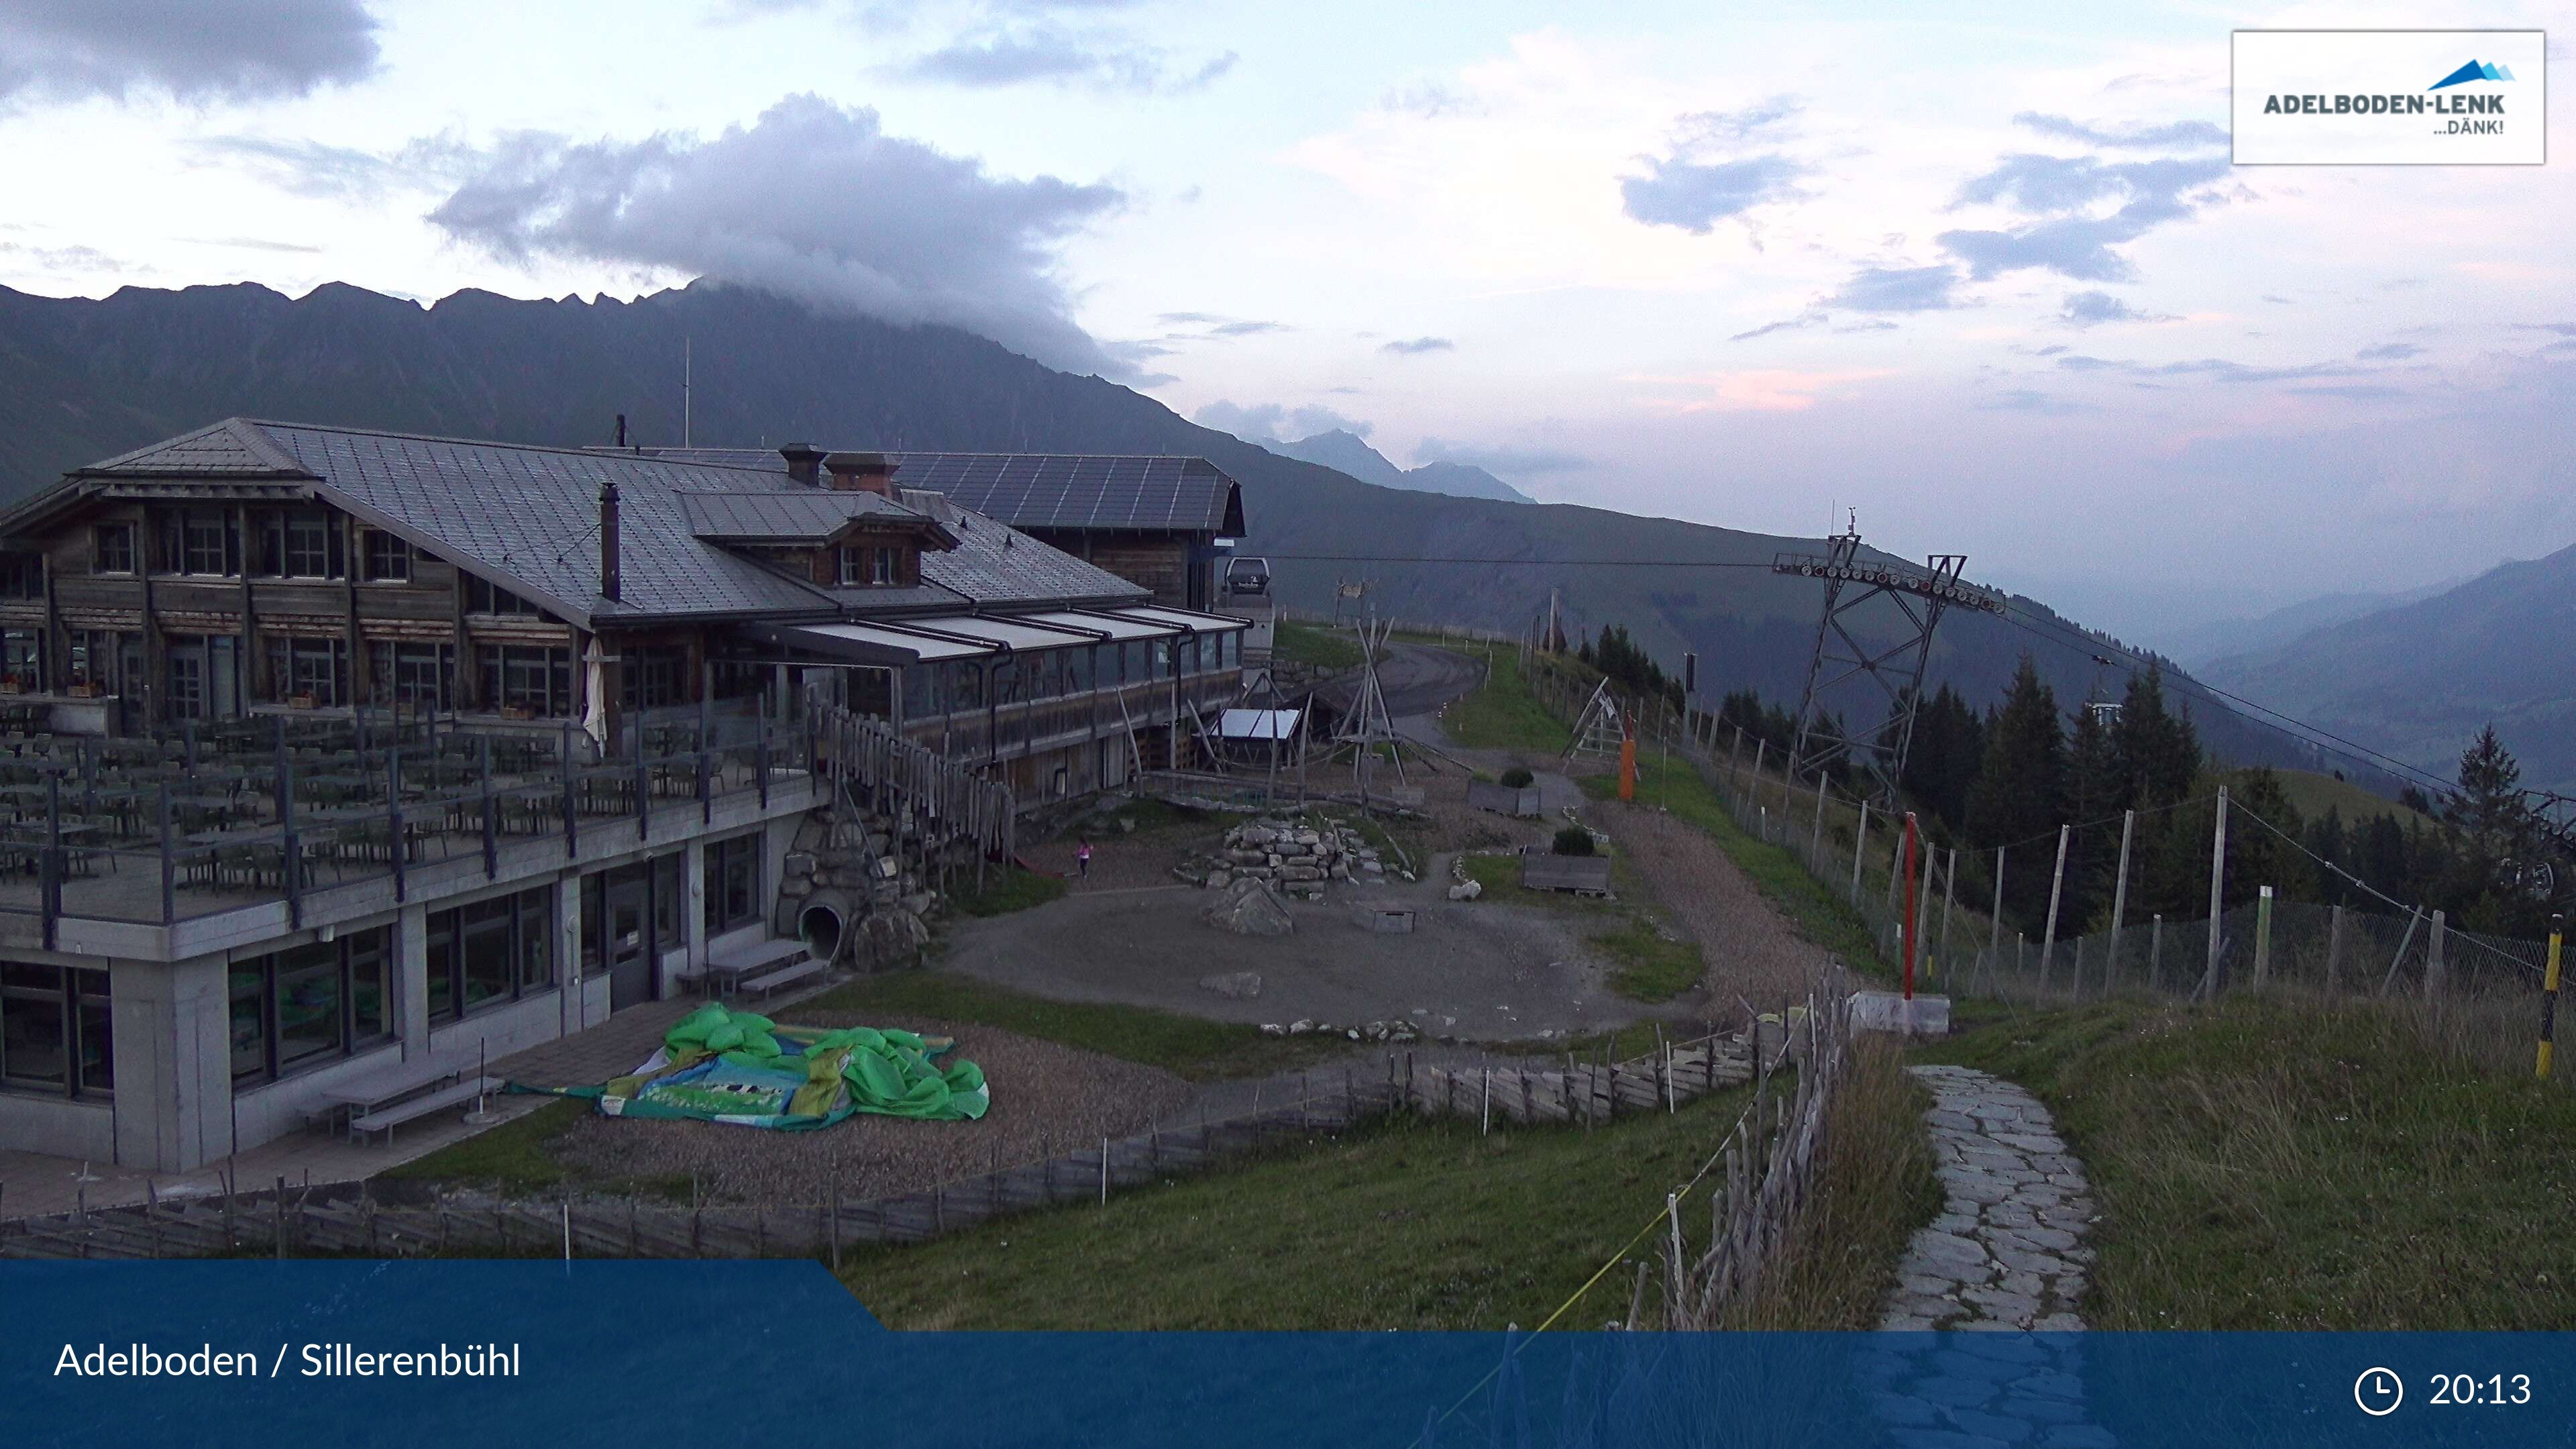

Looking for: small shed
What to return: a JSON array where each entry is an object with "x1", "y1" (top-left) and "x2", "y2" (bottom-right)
[{"x1": 1466, "y1": 780, "x2": 1543, "y2": 818}]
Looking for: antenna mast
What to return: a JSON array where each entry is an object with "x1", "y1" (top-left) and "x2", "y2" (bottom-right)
[{"x1": 682, "y1": 337, "x2": 692, "y2": 447}]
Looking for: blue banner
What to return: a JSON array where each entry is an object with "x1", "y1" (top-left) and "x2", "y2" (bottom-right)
[{"x1": 2, "y1": 1261, "x2": 2567, "y2": 1447}]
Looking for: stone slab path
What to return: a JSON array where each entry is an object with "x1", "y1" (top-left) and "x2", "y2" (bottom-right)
[{"x1": 1881, "y1": 1064, "x2": 2096, "y2": 1332}]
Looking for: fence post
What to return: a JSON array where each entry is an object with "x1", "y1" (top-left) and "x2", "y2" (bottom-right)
[
  {"x1": 2253, "y1": 885, "x2": 2274, "y2": 989},
  {"x1": 1916, "y1": 833, "x2": 1938, "y2": 984},
  {"x1": 1986, "y1": 845, "x2": 2005, "y2": 986},
  {"x1": 2326, "y1": 904, "x2": 2346, "y2": 996},
  {"x1": 1809, "y1": 773, "x2": 1827, "y2": 864},
  {"x1": 2202, "y1": 786, "x2": 2229, "y2": 1000},
  {"x1": 1850, "y1": 801, "x2": 1869, "y2": 904},
  {"x1": 2538, "y1": 914, "x2": 2563, "y2": 1079},
  {"x1": 1939, "y1": 848, "x2": 1959, "y2": 983},
  {"x1": 2107, "y1": 809, "x2": 2134, "y2": 991},
  {"x1": 2039, "y1": 824, "x2": 2070, "y2": 996},
  {"x1": 2424, "y1": 910, "x2": 2447, "y2": 1001},
  {"x1": 2151, "y1": 913, "x2": 2163, "y2": 991}
]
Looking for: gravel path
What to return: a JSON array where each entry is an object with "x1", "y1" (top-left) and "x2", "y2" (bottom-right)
[
  {"x1": 1880, "y1": 1065, "x2": 2095, "y2": 1332},
  {"x1": 543, "y1": 1016, "x2": 1197, "y2": 1206},
  {"x1": 1591, "y1": 798, "x2": 1839, "y2": 1015}
]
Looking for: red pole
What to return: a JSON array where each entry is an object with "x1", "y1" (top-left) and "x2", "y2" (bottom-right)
[{"x1": 1902, "y1": 811, "x2": 1921, "y2": 1000}]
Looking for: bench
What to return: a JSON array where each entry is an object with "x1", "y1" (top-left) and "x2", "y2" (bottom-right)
[
  {"x1": 703, "y1": 936, "x2": 813, "y2": 1000},
  {"x1": 348, "y1": 1075, "x2": 502, "y2": 1145},
  {"x1": 737, "y1": 955, "x2": 826, "y2": 1002},
  {"x1": 1520, "y1": 851, "x2": 1614, "y2": 896}
]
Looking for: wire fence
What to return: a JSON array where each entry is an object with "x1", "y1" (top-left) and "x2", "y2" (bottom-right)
[{"x1": 1527, "y1": 659, "x2": 2568, "y2": 1089}]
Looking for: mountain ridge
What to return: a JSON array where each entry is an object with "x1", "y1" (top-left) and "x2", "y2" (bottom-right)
[
  {"x1": 1269, "y1": 429, "x2": 1534, "y2": 503},
  {"x1": 0, "y1": 277, "x2": 2338, "y2": 783}
]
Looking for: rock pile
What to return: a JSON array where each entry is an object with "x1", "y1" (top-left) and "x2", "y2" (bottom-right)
[
  {"x1": 1175, "y1": 816, "x2": 1386, "y2": 898},
  {"x1": 1201, "y1": 877, "x2": 1295, "y2": 936},
  {"x1": 1258, "y1": 1017, "x2": 1424, "y2": 1044},
  {"x1": 780, "y1": 804, "x2": 956, "y2": 970}
]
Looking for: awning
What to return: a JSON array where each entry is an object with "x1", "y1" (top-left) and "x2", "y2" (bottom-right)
[
  {"x1": 910, "y1": 615, "x2": 1110, "y2": 650},
  {"x1": 1103, "y1": 604, "x2": 1251, "y2": 635},
  {"x1": 1022, "y1": 609, "x2": 1181, "y2": 641},
  {"x1": 1218, "y1": 708, "x2": 1301, "y2": 741},
  {"x1": 763, "y1": 621, "x2": 997, "y2": 666}
]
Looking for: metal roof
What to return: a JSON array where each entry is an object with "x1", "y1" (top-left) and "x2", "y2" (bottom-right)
[
  {"x1": 631, "y1": 445, "x2": 1246, "y2": 535},
  {"x1": 17, "y1": 420, "x2": 1152, "y2": 629},
  {"x1": 1017, "y1": 608, "x2": 1178, "y2": 641},
  {"x1": 898, "y1": 615, "x2": 1105, "y2": 651},
  {"x1": 677, "y1": 490, "x2": 922, "y2": 545},
  {"x1": 769, "y1": 621, "x2": 996, "y2": 665},
  {"x1": 1103, "y1": 604, "x2": 1251, "y2": 634}
]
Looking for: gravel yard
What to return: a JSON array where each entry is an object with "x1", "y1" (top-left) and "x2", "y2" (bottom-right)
[
  {"x1": 1589, "y1": 799, "x2": 1835, "y2": 1013},
  {"x1": 541, "y1": 1015, "x2": 1198, "y2": 1206}
]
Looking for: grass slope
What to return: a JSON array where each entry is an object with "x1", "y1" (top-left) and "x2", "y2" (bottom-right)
[
  {"x1": 1441, "y1": 646, "x2": 1570, "y2": 754},
  {"x1": 1917, "y1": 996, "x2": 2576, "y2": 1329},
  {"x1": 839, "y1": 1086, "x2": 1748, "y2": 1330},
  {"x1": 2268, "y1": 766, "x2": 2431, "y2": 830},
  {"x1": 1273, "y1": 618, "x2": 1364, "y2": 671}
]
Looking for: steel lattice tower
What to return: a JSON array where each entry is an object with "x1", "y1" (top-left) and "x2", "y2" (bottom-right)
[{"x1": 1774, "y1": 524, "x2": 2001, "y2": 808}]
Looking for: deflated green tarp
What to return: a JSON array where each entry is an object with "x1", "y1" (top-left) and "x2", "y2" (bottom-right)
[{"x1": 521, "y1": 1004, "x2": 988, "y2": 1129}]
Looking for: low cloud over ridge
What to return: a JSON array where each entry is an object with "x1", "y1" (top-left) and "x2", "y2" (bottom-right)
[{"x1": 429, "y1": 95, "x2": 1127, "y2": 375}]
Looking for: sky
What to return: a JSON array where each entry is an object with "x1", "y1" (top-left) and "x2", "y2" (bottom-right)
[{"x1": 1, "y1": 0, "x2": 2570, "y2": 651}]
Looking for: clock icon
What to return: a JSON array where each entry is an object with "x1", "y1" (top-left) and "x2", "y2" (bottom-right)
[{"x1": 2355, "y1": 1367, "x2": 2404, "y2": 1417}]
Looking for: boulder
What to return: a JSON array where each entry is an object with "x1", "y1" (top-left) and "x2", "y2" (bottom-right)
[
  {"x1": 855, "y1": 908, "x2": 930, "y2": 965},
  {"x1": 1205, "y1": 869, "x2": 1231, "y2": 890},
  {"x1": 1202, "y1": 877, "x2": 1295, "y2": 937},
  {"x1": 1197, "y1": 970, "x2": 1263, "y2": 1000},
  {"x1": 1448, "y1": 880, "x2": 1483, "y2": 901}
]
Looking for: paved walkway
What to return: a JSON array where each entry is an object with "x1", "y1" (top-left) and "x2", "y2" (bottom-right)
[{"x1": 1881, "y1": 1065, "x2": 2095, "y2": 1332}]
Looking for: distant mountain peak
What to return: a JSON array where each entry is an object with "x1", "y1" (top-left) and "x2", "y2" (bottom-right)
[{"x1": 1274, "y1": 430, "x2": 1534, "y2": 504}]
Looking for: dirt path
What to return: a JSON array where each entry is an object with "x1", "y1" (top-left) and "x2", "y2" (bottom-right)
[{"x1": 1588, "y1": 794, "x2": 1838, "y2": 1018}]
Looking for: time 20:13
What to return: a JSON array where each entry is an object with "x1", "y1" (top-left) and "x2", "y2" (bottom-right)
[{"x1": 2428, "y1": 1374, "x2": 2531, "y2": 1406}]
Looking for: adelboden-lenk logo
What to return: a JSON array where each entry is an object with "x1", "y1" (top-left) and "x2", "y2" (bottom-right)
[{"x1": 2234, "y1": 31, "x2": 2544, "y2": 164}]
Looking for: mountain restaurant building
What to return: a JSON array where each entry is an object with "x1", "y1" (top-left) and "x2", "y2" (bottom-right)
[{"x1": 0, "y1": 421, "x2": 1244, "y2": 1172}]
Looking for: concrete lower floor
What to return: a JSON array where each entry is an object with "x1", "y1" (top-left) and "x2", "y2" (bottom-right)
[{"x1": 0, "y1": 804, "x2": 809, "y2": 1174}]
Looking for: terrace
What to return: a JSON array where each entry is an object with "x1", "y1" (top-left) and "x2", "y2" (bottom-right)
[{"x1": 0, "y1": 704, "x2": 814, "y2": 942}]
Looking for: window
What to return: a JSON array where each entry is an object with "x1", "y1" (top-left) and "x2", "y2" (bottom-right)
[
  {"x1": 949, "y1": 659, "x2": 985, "y2": 712},
  {"x1": 425, "y1": 886, "x2": 555, "y2": 1026},
  {"x1": 481, "y1": 645, "x2": 572, "y2": 716},
  {"x1": 268, "y1": 637, "x2": 347, "y2": 707},
  {"x1": 226, "y1": 927, "x2": 392, "y2": 1086},
  {"x1": 0, "y1": 553, "x2": 41, "y2": 600},
  {"x1": 651, "y1": 853, "x2": 682, "y2": 947},
  {"x1": 367, "y1": 641, "x2": 454, "y2": 712},
  {"x1": 1120, "y1": 640, "x2": 1150, "y2": 684},
  {"x1": 1, "y1": 963, "x2": 110, "y2": 1099},
  {"x1": 363, "y1": 531, "x2": 411, "y2": 582},
  {"x1": 464, "y1": 576, "x2": 542, "y2": 616},
  {"x1": 256, "y1": 509, "x2": 339, "y2": 578},
  {"x1": 92, "y1": 525, "x2": 134, "y2": 576},
  {"x1": 621, "y1": 645, "x2": 686, "y2": 712},
  {"x1": 901, "y1": 663, "x2": 943, "y2": 719},
  {"x1": 1065, "y1": 643, "x2": 1093, "y2": 692},
  {"x1": 704, "y1": 833, "x2": 763, "y2": 934},
  {"x1": 70, "y1": 630, "x2": 139, "y2": 694},
  {"x1": 2, "y1": 629, "x2": 42, "y2": 690},
  {"x1": 162, "y1": 508, "x2": 241, "y2": 577},
  {"x1": 836, "y1": 545, "x2": 900, "y2": 587},
  {"x1": 166, "y1": 649, "x2": 203, "y2": 720}
]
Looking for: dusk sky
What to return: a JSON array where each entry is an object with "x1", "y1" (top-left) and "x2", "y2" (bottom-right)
[{"x1": 3, "y1": 0, "x2": 2567, "y2": 648}]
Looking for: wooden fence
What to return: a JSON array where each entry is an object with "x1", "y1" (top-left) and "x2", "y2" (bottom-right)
[{"x1": 3, "y1": 1032, "x2": 1757, "y2": 1264}]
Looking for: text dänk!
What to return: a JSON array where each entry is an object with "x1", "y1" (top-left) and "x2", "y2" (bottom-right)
[
  {"x1": 54, "y1": 1342, "x2": 521, "y2": 1378},
  {"x1": 2261, "y1": 93, "x2": 2505, "y2": 115}
]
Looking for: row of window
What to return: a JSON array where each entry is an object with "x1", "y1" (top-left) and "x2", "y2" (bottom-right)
[
  {"x1": 13, "y1": 837, "x2": 763, "y2": 1098},
  {"x1": 89, "y1": 514, "x2": 413, "y2": 583},
  {"x1": 835, "y1": 545, "x2": 901, "y2": 588},
  {"x1": 898, "y1": 631, "x2": 1240, "y2": 720}
]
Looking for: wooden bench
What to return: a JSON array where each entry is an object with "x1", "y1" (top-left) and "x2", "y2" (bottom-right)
[
  {"x1": 738, "y1": 955, "x2": 826, "y2": 1002},
  {"x1": 704, "y1": 936, "x2": 812, "y2": 999},
  {"x1": 347, "y1": 1075, "x2": 502, "y2": 1145}
]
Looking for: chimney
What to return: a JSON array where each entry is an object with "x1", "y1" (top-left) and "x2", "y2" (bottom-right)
[
  {"x1": 822, "y1": 450, "x2": 898, "y2": 497},
  {"x1": 599, "y1": 478, "x2": 621, "y2": 602},
  {"x1": 779, "y1": 443, "x2": 824, "y2": 488}
]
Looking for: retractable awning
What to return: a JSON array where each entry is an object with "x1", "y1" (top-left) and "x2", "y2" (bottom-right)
[
  {"x1": 1099, "y1": 604, "x2": 1250, "y2": 634},
  {"x1": 754, "y1": 621, "x2": 998, "y2": 666},
  {"x1": 1020, "y1": 609, "x2": 1180, "y2": 641},
  {"x1": 910, "y1": 615, "x2": 1110, "y2": 650}
]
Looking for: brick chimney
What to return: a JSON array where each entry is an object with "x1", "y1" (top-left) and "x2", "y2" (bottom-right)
[
  {"x1": 599, "y1": 478, "x2": 621, "y2": 602},
  {"x1": 779, "y1": 442, "x2": 824, "y2": 488},
  {"x1": 822, "y1": 451, "x2": 898, "y2": 497}
]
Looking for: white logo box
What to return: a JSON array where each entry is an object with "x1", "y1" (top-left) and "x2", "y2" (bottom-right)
[{"x1": 2233, "y1": 30, "x2": 2545, "y2": 164}]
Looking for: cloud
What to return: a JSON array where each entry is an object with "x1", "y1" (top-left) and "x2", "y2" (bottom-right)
[
  {"x1": 1154, "y1": 311, "x2": 1288, "y2": 339},
  {"x1": 1621, "y1": 99, "x2": 1807, "y2": 233},
  {"x1": 1980, "y1": 388, "x2": 2090, "y2": 415},
  {"x1": 2290, "y1": 384, "x2": 2406, "y2": 400},
  {"x1": 2059, "y1": 290, "x2": 2169, "y2": 327},
  {"x1": 1381, "y1": 336, "x2": 1454, "y2": 355},
  {"x1": 0, "y1": 0, "x2": 379, "y2": 107},
  {"x1": 1413, "y1": 437, "x2": 1589, "y2": 476},
  {"x1": 1629, "y1": 368, "x2": 1894, "y2": 413},
  {"x1": 0, "y1": 241, "x2": 140, "y2": 274},
  {"x1": 1193, "y1": 400, "x2": 1372, "y2": 442},
  {"x1": 187, "y1": 133, "x2": 474, "y2": 201},
  {"x1": 1623, "y1": 155, "x2": 1805, "y2": 233},
  {"x1": 892, "y1": 23, "x2": 1233, "y2": 93},
  {"x1": 1729, "y1": 315, "x2": 1821, "y2": 341},
  {"x1": 428, "y1": 94, "x2": 1126, "y2": 375},
  {"x1": 2355, "y1": 342, "x2": 2422, "y2": 361},
  {"x1": 1826, "y1": 264, "x2": 1961, "y2": 313},
  {"x1": 2012, "y1": 112, "x2": 2228, "y2": 150},
  {"x1": 2053, "y1": 354, "x2": 2363, "y2": 386},
  {"x1": 179, "y1": 235, "x2": 326, "y2": 254},
  {"x1": 1938, "y1": 152, "x2": 2230, "y2": 281}
]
